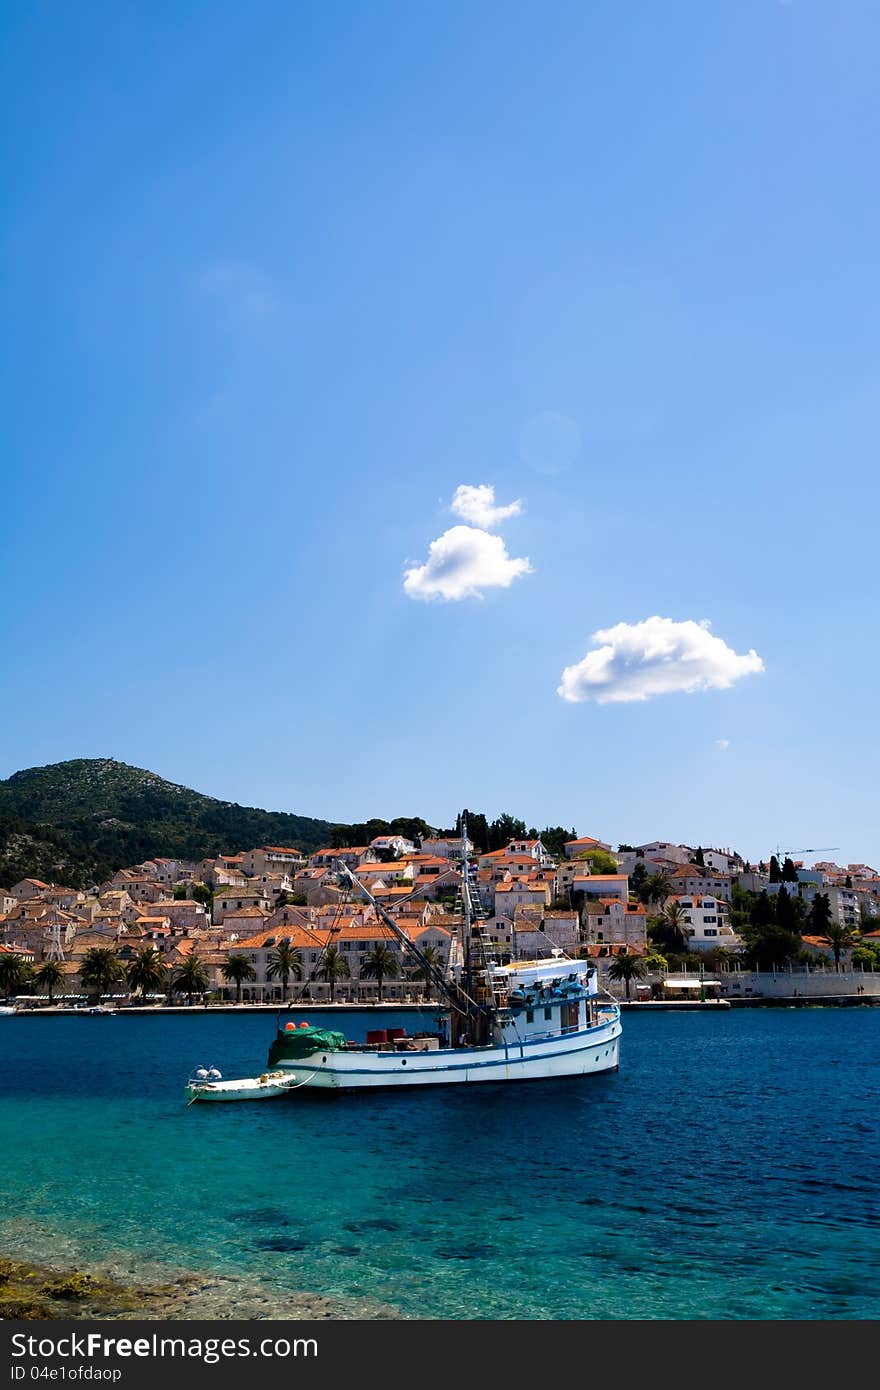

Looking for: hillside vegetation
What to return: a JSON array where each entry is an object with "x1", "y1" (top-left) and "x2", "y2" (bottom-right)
[{"x1": 0, "y1": 759, "x2": 334, "y2": 888}]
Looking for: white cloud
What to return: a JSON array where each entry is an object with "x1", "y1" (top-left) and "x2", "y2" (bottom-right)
[
  {"x1": 403, "y1": 525, "x2": 532, "y2": 602},
  {"x1": 557, "y1": 617, "x2": 764, "y2": 705},
  {"x1": 716, "y1": 738, "x2": 731, "y2": 752},
  {"x1": 451, "y1": 484, "x2": 523, "y2": 528}
]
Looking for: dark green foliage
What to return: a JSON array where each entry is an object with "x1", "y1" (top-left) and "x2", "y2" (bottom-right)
[
  {"x1": 538, "y1": 827, "x2": 571, "y2": 858},
  {"x1": 782, "y1": 857, "x2": 799, "y2": 883},
  {"x1": 775, "y1": 885, "x2": 797, "y2": 932},
  {"x1": 769, "y1": 855, "x2": 781, "y2": 883},
  {"x1": 574, "y1": 848, "x2": 618, "y2": 874},
  {"x1": 329, "y1": 815, "x2": 434, "y2": 850},
  {"x1": 0, "y1": 759, "x2": 334, "y2": 887},
  {"x1": 457, "y1": 810, "x2": 489, "y2": 852},
  {"x1": 741, "y1": 920, "x2": 801, "y2": 969},
  {"x1": 630, "y1": 862, "x2": 652, "y2": 905},
  {"x1": 607, "y1": 954, "x2": 648, "y2": 1000},
  {"x1": 694, "y1": 846, "x2": 705, "y2": 866}
]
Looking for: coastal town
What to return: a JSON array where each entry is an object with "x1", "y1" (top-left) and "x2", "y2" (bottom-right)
[{"x1": 1, "y1": 831, "x2": 879, "y2": 1008}]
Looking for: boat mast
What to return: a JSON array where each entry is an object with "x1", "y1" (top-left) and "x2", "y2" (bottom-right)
[{"x1": 461, "y1": 812, "x2": 472, "y2": 1008}]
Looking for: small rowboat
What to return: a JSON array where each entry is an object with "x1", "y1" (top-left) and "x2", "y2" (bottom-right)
[{"x1": 185, "y1": 1068, "x2": 302, "y2": 1103}]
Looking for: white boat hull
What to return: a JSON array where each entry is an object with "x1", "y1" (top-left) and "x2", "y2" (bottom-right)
[
  {"x1": 274, "y1": 1016, "x2": 622, "y2": 1091},
  {"x1": 186, "y1": 1071, "x2": 298, "y2": 1102}
]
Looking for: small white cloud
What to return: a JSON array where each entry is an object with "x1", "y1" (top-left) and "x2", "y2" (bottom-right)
[
  {"x1": 716, "y1": 738, "x2": 731, "y2": 752},
  {"x1": 451, "y1": 484, "x2": 523, "y2": 528},
  {"x1": 557, "y1": 616, "x2": 764, "y2": 705},
  {"x1": 403, "y1": 525, "x2": 532, "y2": 602}
]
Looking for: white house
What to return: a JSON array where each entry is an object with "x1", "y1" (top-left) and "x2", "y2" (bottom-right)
[{"x1": 670, "y1": 894, "x2": 741, "y2": 951}]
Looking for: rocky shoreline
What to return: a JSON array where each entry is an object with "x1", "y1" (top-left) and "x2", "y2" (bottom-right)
[{"x1": 0, "y1": 1253, "x2": 401, "y2": 1321}]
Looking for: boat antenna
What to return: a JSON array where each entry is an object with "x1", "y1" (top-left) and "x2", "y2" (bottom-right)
[{"x1": 461, "y1": 811, "x2": 475, "y2": 1018}]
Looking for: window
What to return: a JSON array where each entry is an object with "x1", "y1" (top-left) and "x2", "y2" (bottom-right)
[
  {"x1": 525, "y1": 1009, "x2": 534, "y2": 1023},
  {"x1": 704, "y1": 916, "x2": 716, "y2": 924},
  {"x1": 704, "y1": 928, "x2": 718, "y2": 937},
  {"x1": 544, "y1": 1006, "x2": 552, "y2": 1020}
]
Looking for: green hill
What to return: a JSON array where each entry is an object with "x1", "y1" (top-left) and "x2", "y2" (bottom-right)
[{"x1": 0, "y1": 759, "x2": 335, "y2": 888}]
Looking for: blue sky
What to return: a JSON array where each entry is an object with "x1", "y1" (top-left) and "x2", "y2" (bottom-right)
[{"x1": 2, "y1": 1, "x2": 878, "y2": 865}]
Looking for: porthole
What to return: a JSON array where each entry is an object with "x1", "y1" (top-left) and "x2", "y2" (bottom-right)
[
  {"x1": 322, "y1": 1055, "x2": 327, "y2": 1062},
  {"x1": 401, "y1": 1059, "x2": 407, "y2": 1065}
]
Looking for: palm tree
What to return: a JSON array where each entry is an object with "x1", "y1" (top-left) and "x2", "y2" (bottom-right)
[
  {"x1": 126, "y1": 946, "x2": 167, "y2": 999},
  {"x1": 315, "y1": 945, "x2": 350, "y2": 1002},
  {"x1": 607, "y1": 953, "x2": 648, "y2": 1000},
  {"x1": 172, "y1": 953, "x2": 210, "y2": 1005},
  {"x1": 222, "y1": 953, "x2": 257, "y2": 1003},
  {"x1": 411, "y1": 945, "x2": 443, "y2": 1001},
  {"x1": 361, "y1": 943, "x2": 399, "y2": 1002},
  {"x1": 0, "y1": 952, "x2": 29, "y2": 1001},
  {"x1": 821, "y1": 922, "x2": 854, "y2": 973},
  {"x1": 266, "y1": 942, "x2": 303, "y2": 1002},
  {"x1": 656, "y1": 900, "x2": 690, "y2": 955},
  {"x1": 647, "y1": 872, "x2": 672, "y2": 906},
  {"x1": 79, "y1": 947, "x2": 124, "y2": 1003},
  {"x1": 34, "y1": 959, "x2": 65, "y2": 1005}
]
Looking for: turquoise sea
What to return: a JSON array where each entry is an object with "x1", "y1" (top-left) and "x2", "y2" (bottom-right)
[{"x1": 0, "y1": 1007, "x2": 878, "y2": 1319}]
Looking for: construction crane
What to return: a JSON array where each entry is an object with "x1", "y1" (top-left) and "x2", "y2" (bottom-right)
[{"x1": 775, "y1": 845, "x2": 840, "y2": 864}]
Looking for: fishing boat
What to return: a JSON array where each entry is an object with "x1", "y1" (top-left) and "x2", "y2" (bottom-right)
[
  {"x1": 262, "y1": 817, "x2": 622, "y2": 1092},
  {"x1": 185, "y1": 1066, "x2": 302, "y2": 1103}
]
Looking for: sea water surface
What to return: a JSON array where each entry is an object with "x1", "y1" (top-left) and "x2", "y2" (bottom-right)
[{"x1": 1, "y1": 1007, "x2": 878, "y2": 1319}]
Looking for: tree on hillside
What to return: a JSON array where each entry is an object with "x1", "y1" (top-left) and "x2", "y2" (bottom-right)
[
  {"x1": 487, "y1": 814, "x2": 527, "y2": 852},
  {"x1": 540, "y1": 826, "x2": 572, "y2": 858},
  {"x1": 607, "y1": 953, "x2": 648, "y2": 1000},
  {"x1": 361, "y1": 943, "x2": 399, "y2": 1002},
  {"x1": 769, "y1": 856, "x2": 781, "y2": 884},
  {"x1": 808, "y1": 893, "x2": 833, "y2": 937},
  {"x1": 266, "y1": 943, "x2": 303, "y2": 1002},
  {"x1": 782, "y1": 857, "x2": 799, "y2": 883},
  {"x1": 222, "y1": 953, "x2": 257, "y2": 1003},
  {"x1": 694, "y1": 846, "x2": 705, "y2": 867},
  {"x1": 647, "y1": 872, "x2": 671, "y2": 906},
  {"x1": 457, "y1": 810, "x2": 489, "y2": 852},
  {"x1": 740, "y1": 915, "x2": 801, "y2": 970},
  {"x1": 0, "y1": 952, "x2": 30, "y2": 1001},
  {"x1": 821, "y1": 922, "x2": 854, "y2": 973},
  {"x1": 172, "y1": 953, "x2": 209, "y2": 1005},
  {"x1": 79, "y1": 947, "x2": 124, "y2": 1003},
  {"x1": 411, "y1": 945, "x2": 443, "y2": 1001},
  {"x1": 34, "y1": 959, "x2": 65, "y2": 1004},
  {"x1": 650, "y1": 901, "x2": 689, "y2": 955},
  {"x1": 575, "y1": 849, "x2": 619, "y2": 875},
  {"x1": 126, "y1": 946, "x2": 167, "y2": 999},
  {"x1": 315, "y1": 946, "x2": 350, "y2": 1001},
  {"x1": 630, "y1": 863, "x2": 652, "y2": 906},
  {"x1": 775, "y1": 885, "x2": 797, "y2": 933}
]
